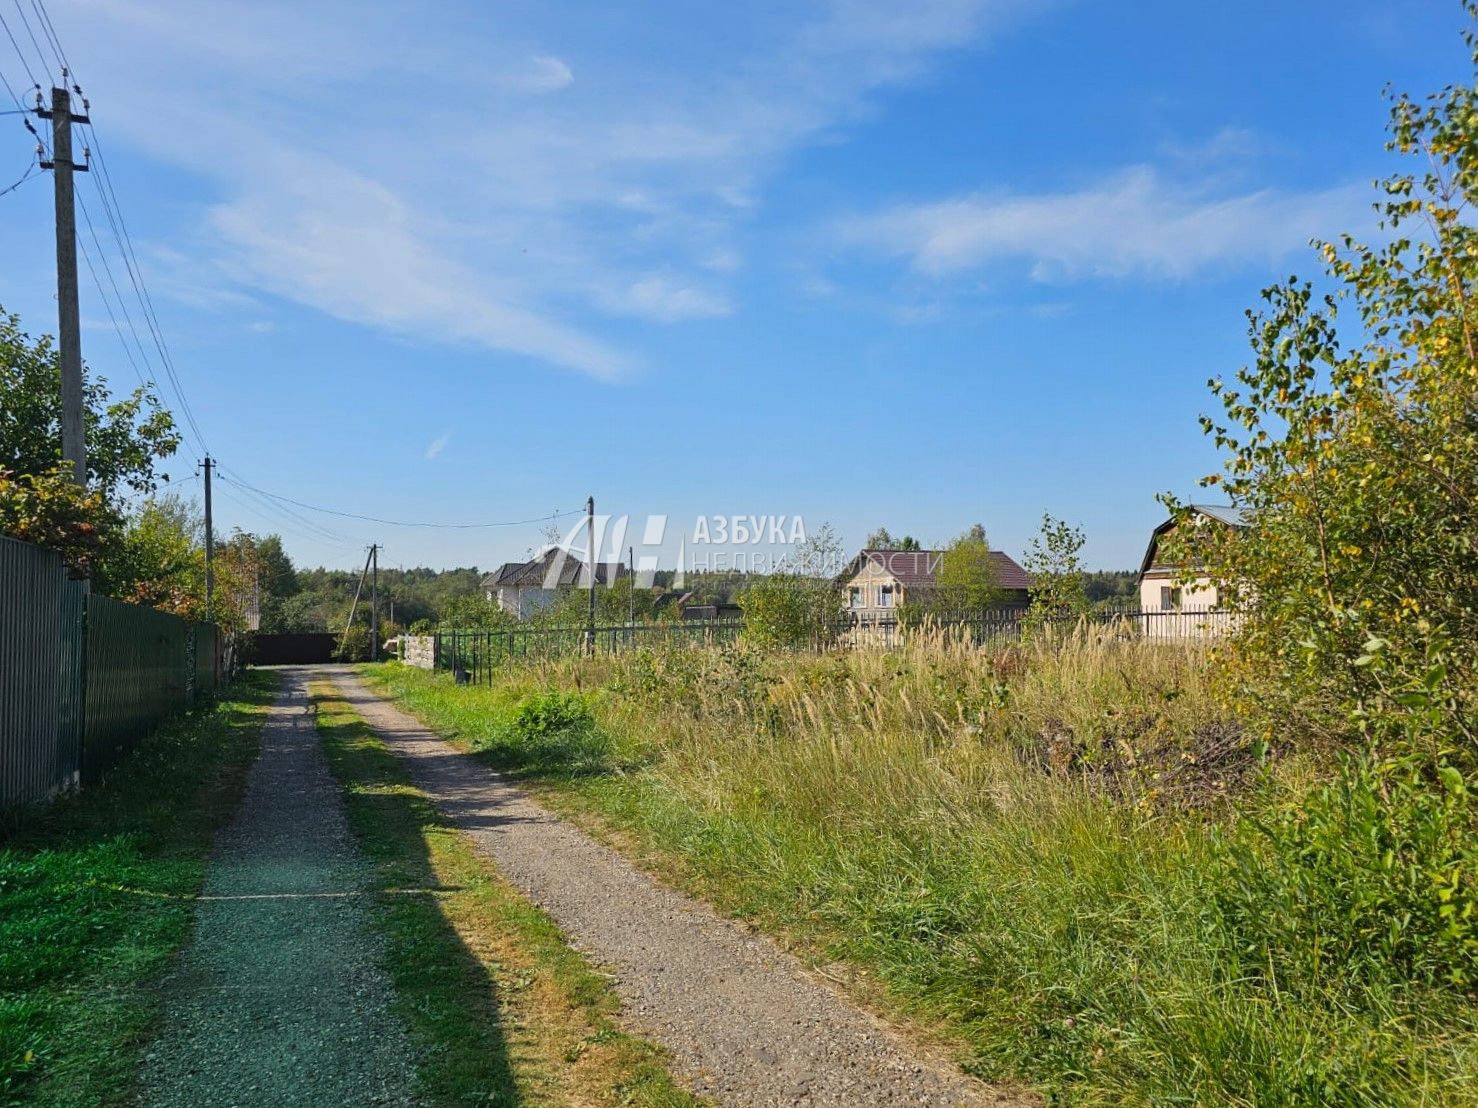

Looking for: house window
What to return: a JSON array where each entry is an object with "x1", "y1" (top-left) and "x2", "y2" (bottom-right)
[
  {"x1": 879, "y1": 584, "x2": 895, "y2": 608},
  {"x1": 1160, "y1": 586, "x2": 1182, "y2": 611},
  {"x1": 849, "y1": 586, "x2": 863, "y2": 608}
]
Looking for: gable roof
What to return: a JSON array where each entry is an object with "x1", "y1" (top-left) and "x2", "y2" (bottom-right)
[
  {"x1": 481, "y1": 547, "x2": 627, "y2": 589},
  {"x1": 1138, "y1": 504, "x2": 1250, "y2": 577},
  {"x1": 837, "y1": 548, "x2": 1033, "y2": 592},
  {"x1": 481, "y1": 560, "x2": 526, "y2": 588},
  {"x1": 1188, "y1": 504, "x2": 1251, "y2": 528}
]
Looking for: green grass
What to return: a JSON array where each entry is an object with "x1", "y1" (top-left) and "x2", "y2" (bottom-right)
[
  {"x1": 0, "y1": 670, "x2": 278, "y2": 1106},
  {"x1": 309, "y1": 680, "x2": 700, "y2": 1107},
  {"x1": 360, "y1": 643, "x2": 1478, "y2": 1107}
]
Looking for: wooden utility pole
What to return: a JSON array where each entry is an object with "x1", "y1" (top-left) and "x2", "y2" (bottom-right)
[
  {"x1": 370, "y1": 543, "x2": 380, "y2": 661},
  {"x1": 38, "y1": 82, "x2": 90, "y2": 487},
  {"x1": 585, "y1": 496, "x2": 596, "y2": 656},
  {"x1": 201, "y1": 456, "x2": 215, "y2": 620}
]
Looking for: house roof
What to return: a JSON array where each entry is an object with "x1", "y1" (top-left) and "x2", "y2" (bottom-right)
[
  {"x1": 481, "y1": 561, "x2": 526, "y2": 588},
  {"x1": 481, "y1": 547, "x2": 627, "y2": 589},
  {"x1": 837, "y1": 548, "x2": 1033, "y2": 592},
  {"x1": 1138, "y1": 504, "x2": 1250, "y2": 577},
  {"x1": 1187, "y1": 504, "x2": 1251, "y2": 528}
]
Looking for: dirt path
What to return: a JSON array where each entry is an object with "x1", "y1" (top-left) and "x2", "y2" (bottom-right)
[
  {"x1": 136, "y1": 672, "x2": 418, "y2": 1107},
  {"x1": 330, "y1": 671, "x2": 1021, "y2": 1108}
]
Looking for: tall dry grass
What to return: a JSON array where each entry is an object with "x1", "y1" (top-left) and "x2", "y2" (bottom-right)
[{"x1": 363, "y1": 628, "x2": 1478, "y2": 1105}]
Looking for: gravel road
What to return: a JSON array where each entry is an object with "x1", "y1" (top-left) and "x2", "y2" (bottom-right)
[
  {"x1": 136, "y1": 673, "x2": 418, "y2": 1107},
  {"x1": 330, "y1": 670, "x2": 1025, "y2": 1108}
]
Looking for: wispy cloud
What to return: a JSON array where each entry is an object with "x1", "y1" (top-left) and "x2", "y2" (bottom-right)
[
  {"x1": 839, "y1": 166, "x2": 1368, "y2": 281},
  {"x1": 599, "y1": 276, "x2": 733, "y2": 323},
  {"x1": 498, "y1": 54, "x2": 574, "y2": 94},
  {"x1": 424, "y1": 432, "x2": 450, "y2": 460},
  {"x1": 57, "y1": 0, "x2": 1028, "y2": 376}
]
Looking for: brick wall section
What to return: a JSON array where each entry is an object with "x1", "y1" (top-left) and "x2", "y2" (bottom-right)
[{"x1": 403, "y1": 635, "x2": 438, "y2": 670}]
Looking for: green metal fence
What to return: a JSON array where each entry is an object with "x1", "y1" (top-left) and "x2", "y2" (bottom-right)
[
  {"x1": 0, "y1": 536, "x2": 85, "y2": 810},
  {"x1": 435, "y1": 620, "x2": 746, "y2": 682},
  {"x1": 1, "y1": 533, "x2": 224, "y2": 811}
]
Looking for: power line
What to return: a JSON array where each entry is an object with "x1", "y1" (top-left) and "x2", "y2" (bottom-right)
[
  {"x1": 27, "y1": 0, "x2": 67, "y2": 75},
  {"x1": 74, "y1": 188, "x2": 158, "y2": 384},
  {"x1": 211, "y1": 485, "x2": 362, "y2": 554},
  {"x1": 74, "y1": 228, "x2": 150, "y2": 392},
  {"x1": 22, "y1": 2, "x2": 213, "y2": 460},
  {"x1": 74, "y1": 186, "x2": 209, "y2": 455},
  {"x1": 0, "y1": 9, "x2": 38, "y2": 89},
  {"x1": 7, "y1": 1, "x2": 49, "y2": 82},
  {"x1": 0, "y1": 63, "x2": 28, "y2": 112},
  {"x1": 214, "y1": 470, "x2": 358, "y2": 545},
  {"x1": 0, "y1": 155, "x2": 35, "y2": 195},
  {"x1": 216, "y1": 477, "x2": 356, "y2": 545},
  {"x1": 215, "y1": 470, "x2": 580, "y2": 530},
  {"x1": 79, "y1": 126, "x2": 210, "y2": 454}
]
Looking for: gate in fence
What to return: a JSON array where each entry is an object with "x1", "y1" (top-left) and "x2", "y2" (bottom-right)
[{"x1": 1, "y1": 534, "x2": 225, "y2": 813}]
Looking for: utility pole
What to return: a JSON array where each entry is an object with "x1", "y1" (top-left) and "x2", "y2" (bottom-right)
[
  {"x1": 370, "y1": 543, "x2": 379, "y2": 662},
  {"x1": 38, "y1": 81, "x2": 90, "y2": 487},
  {"x1": 628, "y1": 545, "x2": 635, "y2": 627},
  {"x1": 585, "y1": 496, "x2": 596, "y2": 656},
  {"x1": 201, "y1": 456, "x2": 215, "y2": 620},
  {"x1": 339, "y1": 547, "x2": 372, "y2": 660}
]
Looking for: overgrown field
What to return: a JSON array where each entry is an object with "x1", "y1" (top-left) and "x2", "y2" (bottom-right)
[
  {"x1": 362, "y1": 633, "x2": 1478, "y2": 1106},
  {"x1": 0, "y1": 671, "x2": 278, "y2": 1106}
]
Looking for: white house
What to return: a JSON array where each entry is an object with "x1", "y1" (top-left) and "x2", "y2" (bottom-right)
[
  {"x1": 481, "y1": 547, "x2": 626, "y2": 620},
  {"x1": 1137, "y1": 504, "x2": 1249, "y2": 610}
]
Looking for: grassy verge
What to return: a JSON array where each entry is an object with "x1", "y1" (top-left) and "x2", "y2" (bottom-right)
[
  {"x1": 359, "y1": 643, "x2": 1478, "y2": 1107},
  {"x1": 308, "y1": 680, "x2": 700, "y2": 1107},
  {"x1": 0, "y1": 670, "x2": 278, "y2": 1106}
]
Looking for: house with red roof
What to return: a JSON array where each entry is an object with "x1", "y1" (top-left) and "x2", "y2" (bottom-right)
[{"x1": 835, "y1": 547, "x2": 1032, "y2": 621}]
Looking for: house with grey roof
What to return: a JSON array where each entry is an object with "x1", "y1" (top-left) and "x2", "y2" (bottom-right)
[
  {"x1": 1137, "y1": 504, "x2": 1250, "y2": 611},
  {"x1": 481, "y1": 547, "x2": 627, "y2": 620}
]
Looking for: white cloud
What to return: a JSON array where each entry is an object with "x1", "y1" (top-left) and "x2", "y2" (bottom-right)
[
  {"x1": 499, "y1": 54, "x2": 574, "y2": 94},
  {"x1": 204, "y1": 159, "x2": 632, "y2": 378},
  {"x1": 841, "y1": 166, "x2": 1368, "y2": 281},
  {"x1": 48, "y1": 0, "x2": 1025, "y2": 376},
  {"x1": 601, "y1": 276, "x2": 732, "y2": 322},
  {"x1": 424, "y1": 432, "x2": 450, "y2": 460}
]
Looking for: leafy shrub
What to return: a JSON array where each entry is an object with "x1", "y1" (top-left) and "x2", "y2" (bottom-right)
[
  {"x1": 739, "y1": 574, "x2": 837, "y2": 650},
  {"x1": 502, "y1": 691, "x2": 611, "y2": 774},
  {"x1": 512, "y1": 690, "x2": 592, "y2": 739},
  {"x1": 610, "y1": 645, "x2": 775, "y2": 720},
  {"x1": 1221, "y1": 753, "x2": 1477, "y2": 992},
  {"x1": 335, "y1": 624, "x2": 369, "y2": 662}
]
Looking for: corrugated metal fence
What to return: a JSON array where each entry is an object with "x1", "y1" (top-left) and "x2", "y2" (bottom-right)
[{"x1": 1, "y1": 534, "x2": 224, "y2": 813}]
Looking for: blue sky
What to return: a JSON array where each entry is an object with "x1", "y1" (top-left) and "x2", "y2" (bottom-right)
[{"x1": 0, "y1": 0, "x2": 1464, "y2": 572}]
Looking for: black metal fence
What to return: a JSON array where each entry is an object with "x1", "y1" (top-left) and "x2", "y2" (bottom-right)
[
  {"x1": 427, "y1": 606, "x2": 1236, "y2": 685},
  {"x1": 1, "y1": 534, "x2": 226, "y2": 813}
]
